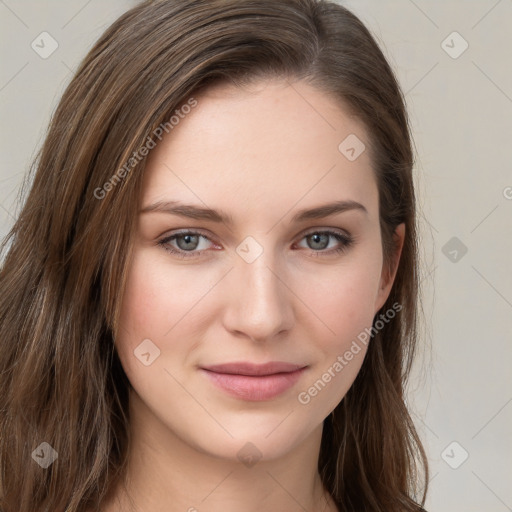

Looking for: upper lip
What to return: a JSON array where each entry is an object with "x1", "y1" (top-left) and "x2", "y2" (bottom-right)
[{"x1": 201, "y1": 362, "x2": 306, "y2": 376}]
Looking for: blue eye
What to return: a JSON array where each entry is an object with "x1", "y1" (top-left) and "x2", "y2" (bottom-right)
[
  {"x1": 158, "y1": 231, "x2": 213, "y2": 259},
  {"x1": 297, "y1": 230, "x2": 353, "y2": 255},
  {"x1": 158, "y1": 229, "x2": 353, "y2": 259}
]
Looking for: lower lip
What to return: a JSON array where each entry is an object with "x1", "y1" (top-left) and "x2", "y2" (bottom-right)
[{"x1": 200, "y1": 368, "x2": 307, "y2": 401}]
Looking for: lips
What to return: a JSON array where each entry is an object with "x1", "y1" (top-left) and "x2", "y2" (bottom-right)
[
  {"x1": 200, "y1": 361, "x2": 307, "y2": 401},
  {"x1": 203, "y1": 361, "x2": 305, "y2": 376}
]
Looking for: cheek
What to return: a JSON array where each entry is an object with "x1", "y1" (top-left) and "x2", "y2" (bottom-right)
[
  {"x1": 291, "y1": 257, "x2": 382, "y2": 412},
  {"x1": 118, "y1": 261, "x2": 166, "y2": 340},
  {"x1": 115, "y1": 248, "x2": 223, "y2": 388},
  {"x1": 118, "y1": 248, "x2": 204, "y2": 338},
  {"x1": 292, "y1": 252, "x2": 383, "y2": 344},
  {"x1": 115, "y1": 250, "x2": 186, "y2": 379}
]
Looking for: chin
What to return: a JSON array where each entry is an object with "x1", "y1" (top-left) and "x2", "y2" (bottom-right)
[{"x1": 176, "y1": 408, "x2": 322, "y2": 464}]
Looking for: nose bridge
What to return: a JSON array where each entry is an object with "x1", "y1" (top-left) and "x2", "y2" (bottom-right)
[{"x1": 224, "y1": 239, "x2": 293, "y2": 341}]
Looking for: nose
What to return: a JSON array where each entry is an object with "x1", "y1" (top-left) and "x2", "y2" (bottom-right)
[{"x1": 221, "y1": 249, "x2": 295, "y2": 343}]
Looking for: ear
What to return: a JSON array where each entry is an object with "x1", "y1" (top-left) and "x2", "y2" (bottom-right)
[{"x1": 374, "y1": 223, "x2": 405, "y2": 313}]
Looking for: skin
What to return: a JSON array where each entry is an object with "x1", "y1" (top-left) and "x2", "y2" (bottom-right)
[{"x1": 104, "y1": 78, "x2": 405, "y2": 512}]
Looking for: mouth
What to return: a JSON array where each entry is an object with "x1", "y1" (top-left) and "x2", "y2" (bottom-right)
[{"x1": 200, "y1": 361, "x2": 308, "y2": 401}]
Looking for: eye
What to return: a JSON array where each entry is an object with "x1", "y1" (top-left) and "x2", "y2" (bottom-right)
[
  {"x1": 295, "y1": 229, "x2": 353, "y2": 256},
  {"x1": 158, "y1": 229, "x2": 354, "y2": 260},
  {"x1": 158, "y1": 231, "x2": 216, "y2": 259}
]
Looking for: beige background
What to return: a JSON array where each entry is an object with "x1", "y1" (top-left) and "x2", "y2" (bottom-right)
[{"x1": 1, "y1": 1, "x2": 511, "y2": 510}]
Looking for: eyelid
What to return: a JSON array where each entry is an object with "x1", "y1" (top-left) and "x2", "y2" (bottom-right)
[{"x1": 299, "y1": 226, "x2": 351, "y2": 238}]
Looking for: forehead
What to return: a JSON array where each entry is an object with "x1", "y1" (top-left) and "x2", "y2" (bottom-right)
[{"x1": 141, "y1": 78, "x2": 378, "y2": 222}]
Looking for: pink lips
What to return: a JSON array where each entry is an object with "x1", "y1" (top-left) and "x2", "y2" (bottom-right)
[{"x1": 200, "y1": 362, "x2": 307, "y2": 401}]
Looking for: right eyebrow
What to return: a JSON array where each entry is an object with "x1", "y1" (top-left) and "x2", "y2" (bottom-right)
[{"x1": 140, "y1": 201, "x2": 233, "y2": 224}]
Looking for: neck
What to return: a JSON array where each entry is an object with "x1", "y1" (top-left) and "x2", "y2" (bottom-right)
[{"x1": 102, "y1": 389, "x2": 338, "y2": 512}]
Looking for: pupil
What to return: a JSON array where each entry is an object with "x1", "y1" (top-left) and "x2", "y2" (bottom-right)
[
  {"x1": 178, "y1": 234, "x2": 198, "y2": 251},
  {"x1": 309, "y1": 233, "x2": 328, "y2": 250}
]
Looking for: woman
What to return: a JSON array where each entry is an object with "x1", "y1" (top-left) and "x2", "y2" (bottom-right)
[{"x1": 0, "y1": 0, "x2": 429, "y2": 510}]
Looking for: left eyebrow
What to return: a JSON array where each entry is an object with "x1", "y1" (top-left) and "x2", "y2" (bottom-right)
[{"x1": 290, "y1": 200, "x2": 368, "y2": 223}]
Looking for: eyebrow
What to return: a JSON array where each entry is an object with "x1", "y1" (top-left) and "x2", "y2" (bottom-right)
[{"x1": 140, "y1": 199, "x2": 367, "y2": 224}]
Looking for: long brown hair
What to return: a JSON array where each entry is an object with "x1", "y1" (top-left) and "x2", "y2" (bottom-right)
[{"x1": 0, "y1": 0, "x2": 428, "y2": 510}]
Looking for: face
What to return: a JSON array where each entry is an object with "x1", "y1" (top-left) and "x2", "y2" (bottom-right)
[{"x1": 115, "y1": 78, "x2": 403, "y2": 462}]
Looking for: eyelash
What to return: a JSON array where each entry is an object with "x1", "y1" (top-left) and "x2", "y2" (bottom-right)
[{"x1": 157, "y1": 229, "x2": 354, "y2": 260}]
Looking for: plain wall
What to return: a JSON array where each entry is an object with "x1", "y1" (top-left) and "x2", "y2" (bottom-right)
[{"x1": 1, "y1": 1, "x2": 511, "y2": 510}]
